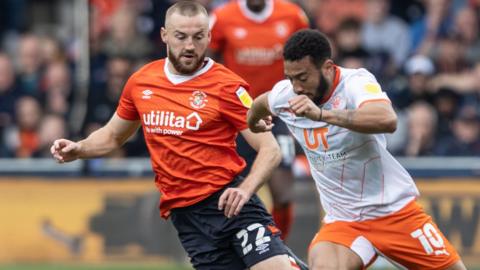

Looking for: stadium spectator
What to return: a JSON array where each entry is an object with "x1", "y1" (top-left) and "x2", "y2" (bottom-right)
[
  {"x1": 42, "y1": 61, "x2": 73, "y2": 117},
  {"x1": 411, "y1": 0, "x2": 455, "y2": 55},
  {"x1": 452, "y1": 6, "x2": 480, "y2": 64},
  {"x1": 0, "y1": 53, "x2": 19, "y2": 129},
  {"x1": 334, "y1": 18, "x2": 371, "y2": 68},
  {"x1": 3, "y1": 96, "x2": 42, "y2": 157},
  {"x1": 0, "y1": 53, "x2": 20, "y2": 156},
  {"x1": 361, "y1": 0, "x2": 411, "y2": 69},
  {"x1": 431, "y1": 87, "x2": 461, "y2": 140},
  {"x1": 335, "y1": 17, "x2": 394, "y2": 83},
  {"x1": 247, "y1": 29, "x2": 466, "y2": 270},
  {"x1": 85, "y1": 55, "x2": 133, "y2": 133},
  {"x1": 434, "y1": 104, "x2": 480, "y2": 156},
  {"x1": 428, "y1": 60, "x2": 480, "y2": 94},
  {"x1": 35, "y1": 114, "x2": 68, "y2": 158},
  {"x1": 389, "y1": 54, "x2": 435, "y2": 110},
  {"x1": 403, "y1": 101, "x2": 438, "y2": 156},
  {"x1": 100, "y1": 6, "x2": 153, "y2": 64},
  {"x1": 209, "y1": 0, "x2": 309, "y2": 241},
  {"x1": 40, "y1": 36, "x2": 69, "y2": 66},
  {"x1": 334, "y1": 17, "x2": 371, "y2": 69},
  {"x1": 0, "y1": 0, "x2": 478, "y2": 161},
  {"x1": 433, "y1": 36, "x2": 469, "y2": 74},
  {"x1": 16, "y1": 34, "x2": 44, "y2": 98},
  {"x1": 388, "y1": 0, "x2": 425, "y2": 24},
  {"x1": 314, "y1": 0, "x2": 365, "y2": 35},
  {"x1": 50, "y1": 2, "x2": 307, "y2": 269}
]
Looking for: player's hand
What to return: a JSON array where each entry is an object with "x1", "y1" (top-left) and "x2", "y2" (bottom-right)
[
  {"x1": 50, "y1": 139, "x2": 82, "y2": 163},
  {"x1": 289, "y1": 95, "x2": 322, "y2": 121},
  {"x1": 249, "y1": 116, "x2": 274, "y2": 133},
  {"x1": 218, "y1": 187, "x2": 252, "y2": 218}
]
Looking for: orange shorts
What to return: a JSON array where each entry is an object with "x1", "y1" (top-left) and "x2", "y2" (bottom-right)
[{"x1": 310, "y1": 200, "x2": 460, "y2": 270}]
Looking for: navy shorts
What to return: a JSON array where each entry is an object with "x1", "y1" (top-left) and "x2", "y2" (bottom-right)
[
  {"x1": 170, "y1": 177, "x2": 288, "y2": 270},
  {"x1": 237, "y1": 118, "x2": 295, "y2": 176}
]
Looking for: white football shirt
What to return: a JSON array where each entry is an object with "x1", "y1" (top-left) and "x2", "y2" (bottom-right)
[{"x1": 268, "y1": 66, "x2": 419, "y2": 223}]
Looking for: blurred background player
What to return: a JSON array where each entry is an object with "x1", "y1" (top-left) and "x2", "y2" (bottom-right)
[{"x1": 209, "y1": 0, "x2": 309, "y2": 241}]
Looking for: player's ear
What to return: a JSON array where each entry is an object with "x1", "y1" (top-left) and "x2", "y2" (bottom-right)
[
  {"x1": 207, "y1": 30, "x2": 211, "y2": 43},
  {"x1": 321, "y1": 59, "x2": 334, "y2": 73},
  {"x1": 160, "y1": 27, "x2": 167, "y2": 43}
]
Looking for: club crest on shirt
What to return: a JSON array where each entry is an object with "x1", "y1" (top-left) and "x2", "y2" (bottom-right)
[
  {"x1": 331, "y1": 95, "x2": 345, "y2": 109},
  {"x1": 234, "y1": 27, "x2": 247, "y2": 39},
  {"x1": 275, "y1": 22, "x2": 289, "y2": 37},
  {"x1": 189, "y1": 90, "x2": 208, "y2": 109}
]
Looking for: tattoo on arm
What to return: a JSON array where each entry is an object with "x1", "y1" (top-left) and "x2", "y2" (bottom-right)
[
  {"x1": 346, "y1": 110, "x2": 354, "y2": 125},
  {"x1": 332, "y1": 109, "x2": 355, "y2": 126}
]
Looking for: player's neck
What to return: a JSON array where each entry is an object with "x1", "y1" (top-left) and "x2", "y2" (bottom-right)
[
  {"x1": 247, "y1": 5, "x2": 265, "y2": 13},
  {"x1": 167, "y1": 58, "x2": 208, "y2": 76}
]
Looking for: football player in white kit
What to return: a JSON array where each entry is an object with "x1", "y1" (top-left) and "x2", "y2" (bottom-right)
[{"x1": 247, "y1": 29, "x2": 465, "y2": 270}]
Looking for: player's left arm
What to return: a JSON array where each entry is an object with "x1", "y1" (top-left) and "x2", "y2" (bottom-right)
[
  {"x1": 289, "y1": 95, "x2": 397, "y2": 134},
  {"x1": 240, "y1": 129, "x2": 281, "y2": 194},
  {"x1": 218, "y1": 128, "x2": 281, "y2": 218}
]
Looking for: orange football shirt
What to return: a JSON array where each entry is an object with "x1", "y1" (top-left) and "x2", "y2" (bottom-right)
[
  {"x1": 210, "y1": 0, "x2": 309, "y2": 98},
  {"x1": 116, "y1": 58, "x2": 251, "y2": 218}
]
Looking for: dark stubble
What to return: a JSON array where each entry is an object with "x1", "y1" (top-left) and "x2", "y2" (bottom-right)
[
  {"x1": 168, "y1": 47, "x2": 206, "y2": 75},
  {"x1": 313, "y1": 72, "x2": 330, "y2": 105}
]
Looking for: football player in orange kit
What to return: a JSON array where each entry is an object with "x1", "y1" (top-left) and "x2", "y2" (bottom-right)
[
  {"x1": 209, "y1": 0, "x2": 309, "y2": 240},
  {"x1": 51, "y1": 1, "x2": 307, "y2": 270}
]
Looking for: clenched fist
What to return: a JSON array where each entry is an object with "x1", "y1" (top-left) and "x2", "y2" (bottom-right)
[{"x1": 50, "y1": 139, "x2": 82, "y2": 163}]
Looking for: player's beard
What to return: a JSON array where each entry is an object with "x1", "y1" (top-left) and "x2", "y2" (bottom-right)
[
  {"x1": 313, "y1": 72, "x2": 330, "y2": 105},
  {"x1": 168, "y1": 48, "x2": 206, "y2": 75}
]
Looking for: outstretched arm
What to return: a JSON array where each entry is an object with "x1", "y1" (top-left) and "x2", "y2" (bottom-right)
[
  {"x1": 51, "y1": 113, "x2": 141, "y2": 163},
  {"x1": 289, "y1": 95, "x2": 397, "y2": 134}
]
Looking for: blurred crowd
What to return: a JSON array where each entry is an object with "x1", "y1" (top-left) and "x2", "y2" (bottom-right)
[{"x1": 0, "y1": 0, "x2": 479, "y2": 159}]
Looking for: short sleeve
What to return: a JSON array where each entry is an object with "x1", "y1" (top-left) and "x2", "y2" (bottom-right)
[
  {"x1": 294, "y1": 7, "x2": 310, "y2": 30},
  {"x1": 345, "y1": 71, "x2": 390, "y2": 109},
  {"x1": 268, "y1": 80, "x2": 294, "y2": 116},
  {"x1": 116, "y1": 75, "x2": 140, "y2": 120},
  {"x1": 208, "y1": 13, "x2": 225, "y2": 53},
  {"x1": 220, "y1": 85, "x2": 252, "y2": 131}
]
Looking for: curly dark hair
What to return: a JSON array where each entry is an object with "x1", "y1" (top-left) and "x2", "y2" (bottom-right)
[{"x1": 283, "y1": 29, "x2": 332, "y2": 67}]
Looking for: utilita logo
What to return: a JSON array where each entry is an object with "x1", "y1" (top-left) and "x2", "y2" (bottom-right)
[{"x1": 142, "y1": 111, "x2": 202, "y2": 136}]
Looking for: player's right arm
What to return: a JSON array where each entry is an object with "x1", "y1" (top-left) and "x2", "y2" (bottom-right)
[
  {"x1": 51, "y1": 113, "x2": 140, "y2": 163},
  {"x1": 247, "y1": 92, "x2": 275, "y2": 133}
]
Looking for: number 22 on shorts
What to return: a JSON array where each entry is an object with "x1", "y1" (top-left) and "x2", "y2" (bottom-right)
[
  {"x1": 411, "y1": 222, "x2": 449, "y2": 256},
  {"x1": 236, "y1": 223, "x2": 272, "y2": 255}
]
